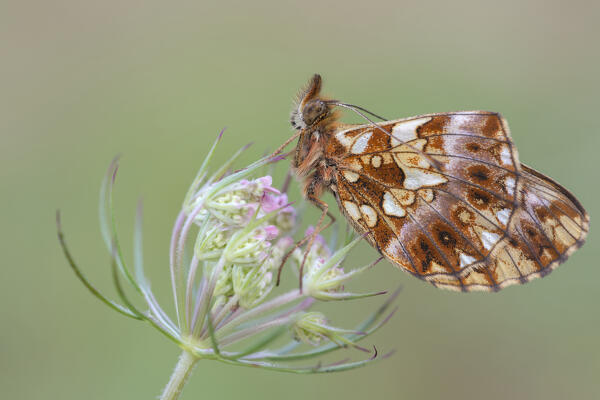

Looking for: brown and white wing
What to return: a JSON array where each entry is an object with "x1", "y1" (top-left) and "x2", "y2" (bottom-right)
[
  {"x1": 327, "y1": 112, "x2": 588, "y2": 292},
  {"x1": 499, "y1": 164, "x2": 588, "y2": 288}
]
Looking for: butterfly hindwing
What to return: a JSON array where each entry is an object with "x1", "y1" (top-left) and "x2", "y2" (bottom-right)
[{"x1": 328, "y1": 112, "x2": 588, "y2": 291}]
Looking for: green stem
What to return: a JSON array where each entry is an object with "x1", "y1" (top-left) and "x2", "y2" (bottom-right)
[{"x1": 160, "y1": 351, "x2": 199, "y2": 400}]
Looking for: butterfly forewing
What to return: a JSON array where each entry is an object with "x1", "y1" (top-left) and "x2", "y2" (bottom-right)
[{"x1": 327, "y1": 112, "x2": 588, "y2": 292}]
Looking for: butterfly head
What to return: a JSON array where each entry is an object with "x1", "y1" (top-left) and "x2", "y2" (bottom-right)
[{"x1": 291, "y1": 74, "x2": 334, "y2": 131}]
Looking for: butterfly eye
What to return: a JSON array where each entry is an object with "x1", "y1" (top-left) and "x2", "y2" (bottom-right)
[{"x1": 302, "y1": 100, "x2": 328, "y2": 127}]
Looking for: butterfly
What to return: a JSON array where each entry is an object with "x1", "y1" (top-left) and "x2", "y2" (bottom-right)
[{"x1": 282, "y1": 74, "x2": 588, "y2": 292}]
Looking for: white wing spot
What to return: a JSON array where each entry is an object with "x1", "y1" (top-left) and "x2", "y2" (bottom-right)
[
  {"x1": 500, "y1": 146, "x2": 512, "y2": 165},
  {"x1": 335, "y1": 131, "x2": 355, "y2": 149},
  {"x1": 430, "y1": 261, "x2": 447, "y2": 274},
  {"x1": 390, "y1": 117, "x2": 432, "y2": 147},
  {"x1": 385, "y1": 238, "x2": 404, "y2": 258},
  {"x1": 388, "y1": 131, "x2": 447, "y2": 190},
  {"x1": 383, "y1": 191, "x2": 406, "y2": 217},
  {"x1": 505, "y1": 176, "x2": 516, "y2": 195},
  {"x1": 404, "y1": 169, "x2": 447, "y2": 190},
  {"x1": 371, "y1": 155, "x2": 382, "y2": 168},
  {"x1": 480, "y1": 230, "x2": 501, "y2": 251},
  {"x1": 343, "y1": 201, "x2": 361, "y2": 220},
  {"x1": 459, "y1": 253, "x2": 477, "y2": 267},
  {"x1": 351, "y1": 131, "x2": 372, "y2": 154},
  {"x1": 496, "y1": 208, "x2": 511, "y2": 226},
  {"x1": 360, "y1": 205, "x2": 378, "y2": 227},
  {"x1": 342, "y1": 170, "x2": 360, "y2": 182},
  {"x1": 390, "y1": 188, "x2": 415, "y2": 206},
  {"x1": 418, "y1": 188, "x2": 434, "y2": 203}
]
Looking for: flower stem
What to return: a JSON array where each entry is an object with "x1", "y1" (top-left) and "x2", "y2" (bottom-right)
[{"x1": 160, "y1": 351, "x2": 199, "y2": 400}]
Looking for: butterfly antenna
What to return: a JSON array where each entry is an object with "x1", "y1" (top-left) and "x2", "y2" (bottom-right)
[
  {"x1": 330, "y1": 102, "x2": 443, "y2": 173},
  {"x1": 327, "y1": 101, "x2": 388, "y2": 121}
]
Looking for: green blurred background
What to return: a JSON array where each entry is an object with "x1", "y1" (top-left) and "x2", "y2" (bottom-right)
[{"x1": 2, "y1": 1, "x2": 599, "y2": 399}]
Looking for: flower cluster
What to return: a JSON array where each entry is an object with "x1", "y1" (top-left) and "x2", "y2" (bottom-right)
[
  {"x1": 57, "y1": 131, "x2": 398, "y2": 400},
  {"x1": 190, "y1": 174, "x2": 294, "y2": 309},
  {"x1": 189, "y1": 175, "x2": 295, "y2": 231}
]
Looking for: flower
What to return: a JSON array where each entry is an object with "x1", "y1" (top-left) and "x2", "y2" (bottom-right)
[
  {"x1": 291, "y1": 311, "x2": 329, "y2": 345},
  {"x1": 57, "y1": 130, "x2": 398, "y2": 400},
  {"x1": 291, "y1": 312, "x2": 369, "y2": 350},
  {"x1": 188, "y1": 173, "x2": 295, "y2": 233},
  {"x1": 291, "y1": 227, "x2": 386, "y2": 301}
]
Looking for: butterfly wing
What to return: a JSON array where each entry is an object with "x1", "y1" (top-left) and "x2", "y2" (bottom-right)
[{"x1": 327, "y1": 112, "x2": 588, "y2": 292}]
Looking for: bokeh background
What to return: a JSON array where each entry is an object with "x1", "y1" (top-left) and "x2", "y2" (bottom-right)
[{"x1": 2, "y1": 1, "x2": 599, "y2": 399}]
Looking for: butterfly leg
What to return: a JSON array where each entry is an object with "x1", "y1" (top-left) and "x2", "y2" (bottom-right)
[
  {"x1": 268, "y1": 131, "x2": 302, "y2": 160},
  {"x1": 297, "y1": 194, "x2": 336, "y2": 291},
  {"x1": 280, "y1": 168, "x2": 293, "y2": 194},
  {"x1": 275, "y1": 173, "x2": 336, "y2": 288},
  {"x1": 275, "y1": 204, "x2": 335, "y2": 286}
]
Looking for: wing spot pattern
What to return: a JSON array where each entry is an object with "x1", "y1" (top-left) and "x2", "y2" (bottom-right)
[
  {"x1": 382, "y1": 191, "x2": 406, "y2": 217},
  {"x1": 371, "y1": 155, "x2": 382, "y2": 168},
  {"x1": 343, "y1": 201, "x2": 361, "y2": 220},
  {"x1": 329, "y1": 113, "x2": 587, "y2": 292},
  {"x1": 360, "y1": 204, "x2": 378, "y2": 227}
]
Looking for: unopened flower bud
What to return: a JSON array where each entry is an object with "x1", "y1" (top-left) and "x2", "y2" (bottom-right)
[
  {"x1": 224, "y1": 225, "x2": 277, "y2": 266},
  {"x1": 292, "y1": 311, "x2": 368, "y2": 349},
  {"x1": 291, "y1": 312, "x2": 329, "y2": 346},
  {"x1": 195, "y1": 225, "x2": 229, "y2": 261},
  {"x1": 190, "y1": 176, "x2": 293, "y2": 229},
  {"x1": 206, "y1": 262, "x2": 234, "y2": 299},
  {"x1": 262, "y1": 236, "x2": 294, "y2": 271},
  {"x1": 232, "y1": 263, "x2": 274, "y2": 309},
  {"x1": 295, "y1": 233, "x2": 382, "y2": 301}
]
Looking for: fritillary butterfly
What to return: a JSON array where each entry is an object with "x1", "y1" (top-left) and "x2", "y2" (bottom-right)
[{"x1": 285, "y1": 74, "x2": 588, "y2": 292}]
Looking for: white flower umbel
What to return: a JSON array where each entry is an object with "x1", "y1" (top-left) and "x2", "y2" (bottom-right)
[{"x1": 57, "y1": 130, "x2": 399, "y2": 400}]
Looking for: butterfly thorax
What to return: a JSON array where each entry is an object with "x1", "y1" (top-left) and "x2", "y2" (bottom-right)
[{"x1": 290, "y1": 75, "x2": 341, "y2": 198}]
